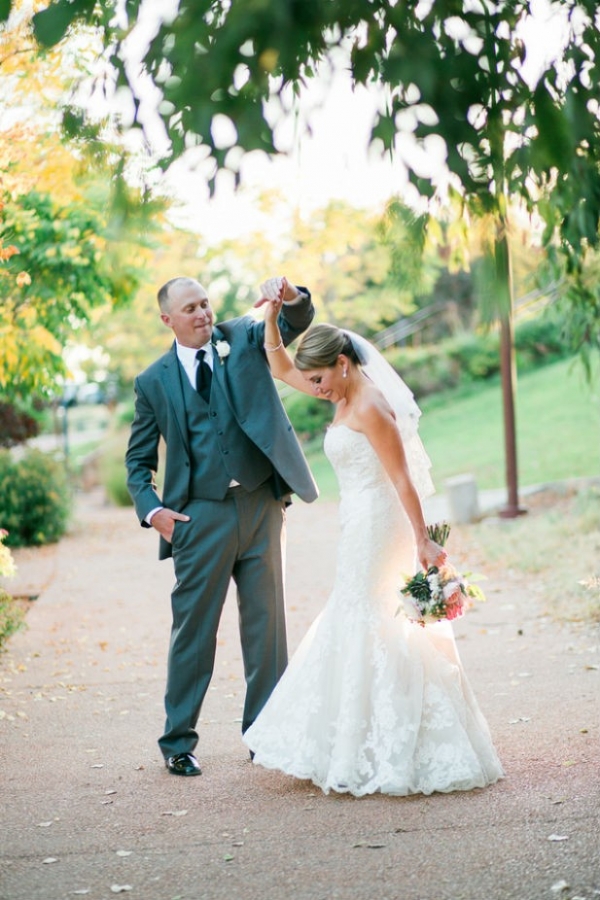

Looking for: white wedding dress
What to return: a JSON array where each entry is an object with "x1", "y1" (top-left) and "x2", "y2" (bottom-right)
[{"x1": 244, "y1": 424, "x2": 504, "y2": 796}]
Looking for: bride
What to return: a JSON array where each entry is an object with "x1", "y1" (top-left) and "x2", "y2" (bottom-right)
[{"x1": 244, "y1": 281, "x2": 504, "y2": 797}]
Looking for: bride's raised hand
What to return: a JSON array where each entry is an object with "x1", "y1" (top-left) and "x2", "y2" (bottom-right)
[
  {"x1": 256, "y1": 294, "x2": 283, "y2": 323},
  {"x1": 254, "y1": 276, "x2": 287, "y2": 319}
]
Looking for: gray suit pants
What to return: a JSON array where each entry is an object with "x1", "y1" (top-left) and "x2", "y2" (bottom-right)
[{"x1": 158, "y1": 482, "x2": 288, "y2": 759}]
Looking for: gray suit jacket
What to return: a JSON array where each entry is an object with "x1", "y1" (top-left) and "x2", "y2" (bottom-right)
[{"x1": 125, "y1": 292, "x2": 319, "y2": 559}]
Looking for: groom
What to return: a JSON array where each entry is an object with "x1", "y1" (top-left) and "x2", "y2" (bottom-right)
[{"x1": 125, "y1": 275, "x2": 318, "y2": 776}]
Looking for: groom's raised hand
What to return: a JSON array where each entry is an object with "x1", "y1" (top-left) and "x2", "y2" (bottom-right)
[
  {"x1": 150, "y1": 508, "x2": 191, "y2": 543},
  {"x1": 254, "y1": 276, "x2": 303, "y2": 310}
]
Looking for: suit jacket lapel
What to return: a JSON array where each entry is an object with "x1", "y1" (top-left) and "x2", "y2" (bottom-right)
[
  {"x1": 162, "y1": 343, "x2": 191, "y2": 454},
  {"x1": 210, "y1": 326, "x2": 230, "y2": 401}
]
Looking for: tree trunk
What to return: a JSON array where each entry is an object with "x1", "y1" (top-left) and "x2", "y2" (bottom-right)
[{"x1": 495, "y1": 215, "x2": 524, "y2": 518}]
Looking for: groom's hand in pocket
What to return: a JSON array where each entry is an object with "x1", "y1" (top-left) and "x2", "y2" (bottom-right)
[{"x1": 150, "y1": 508, "x2": 191, "y2": 543}]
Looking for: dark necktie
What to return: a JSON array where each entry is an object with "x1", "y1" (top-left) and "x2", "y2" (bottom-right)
[{"x1": 195, "y1": 348, "x2": 213, "y2": 402}]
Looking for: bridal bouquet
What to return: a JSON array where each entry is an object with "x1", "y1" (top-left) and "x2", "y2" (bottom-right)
[{"x1": 399, "y1": 522, "x2": 486, "y2": 626}]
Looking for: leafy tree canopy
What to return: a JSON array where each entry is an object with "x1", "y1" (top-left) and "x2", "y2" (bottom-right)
[
  {"x1": 6, "y1": 3, "x2": 595, "y2": 231},
  {"x1": 2, "y1": 0, "x2": 596, "y2": 343},
  {"x1": 0, "y1": 6, "x2": 167, "y2": 405}
]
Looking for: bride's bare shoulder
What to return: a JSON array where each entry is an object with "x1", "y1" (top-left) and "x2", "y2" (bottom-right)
[{"x1": 353, "y1": 384, "x2": 396, "y2": 431}]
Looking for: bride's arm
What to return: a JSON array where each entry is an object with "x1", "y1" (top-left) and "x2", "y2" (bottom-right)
[
  {"x1": 256, "y1": 291, "x2": 314, "y2": 395},
  {"x1": 360, "y1": 402, "x2": 445, "y2": 571}
]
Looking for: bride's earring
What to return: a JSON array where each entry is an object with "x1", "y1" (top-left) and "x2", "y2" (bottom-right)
[{"x1": 342, "y1": 369, "x2": 348, "y2": 379}]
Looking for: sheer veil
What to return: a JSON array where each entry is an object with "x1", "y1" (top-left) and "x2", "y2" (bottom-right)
[{"x1": 346, "y1": 331, "x2": 435, "y2": 500}]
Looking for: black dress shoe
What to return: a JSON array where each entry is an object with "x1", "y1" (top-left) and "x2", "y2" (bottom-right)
[{"x1": 165, "y1": 752, "x2": 202, "y2": 776}]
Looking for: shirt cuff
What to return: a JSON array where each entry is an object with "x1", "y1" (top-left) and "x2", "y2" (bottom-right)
[
  {"x1": 146, "y1": 506, "x2": 163, "y2": 525},
  {"x1": 283, "y1": 290, "x2": 307, "y2": 305}
]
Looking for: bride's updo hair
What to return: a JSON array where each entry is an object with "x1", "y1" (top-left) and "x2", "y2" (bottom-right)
[{"x1": 295, "y1": 324, "x2": 361, "y2": 371}]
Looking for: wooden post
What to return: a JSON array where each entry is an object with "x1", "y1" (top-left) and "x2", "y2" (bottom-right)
[{"x1": 495, "y1": 214, "x2": 526, "y2": 518}]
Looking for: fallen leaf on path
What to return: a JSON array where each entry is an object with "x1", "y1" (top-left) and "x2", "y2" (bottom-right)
[
  {"x1": 550, "y1": 880, "x2": 569, "y2": 893},
  {"x1": 110, "y1": 885, "x2": 132, "y2": 893},
  {"x1": 161, "y1": 810, "x2": 188, "y2": 817},
  {"x1": 37, "y1": 821, "x2": 53, "y2": 827},
  {"x1": 116, "y1": 850, "x2": 133, "y2": 857},
  {"x1": 548, "y1": 834, "x2": 569, "y2": 842},
  {"x1": 43, "y1": 857, "x2": 58, "y2": 864}
]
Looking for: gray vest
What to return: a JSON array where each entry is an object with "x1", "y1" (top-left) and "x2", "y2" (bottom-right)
[{"x1": 180, "y1": 363, "x2": 273, "y2": 500}]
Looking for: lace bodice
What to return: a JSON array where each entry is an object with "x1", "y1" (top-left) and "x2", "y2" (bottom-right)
[
  {"x1": 324, "y1": 425, "x2": 417, "y2": 614},
  {"x1": 324, "y1": 424, "x2": 392, "y2": 494}
]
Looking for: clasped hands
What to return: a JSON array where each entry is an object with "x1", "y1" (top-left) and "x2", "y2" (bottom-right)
[{"x1": 254, "y1": 276, "x2": 299, "y2": 316}]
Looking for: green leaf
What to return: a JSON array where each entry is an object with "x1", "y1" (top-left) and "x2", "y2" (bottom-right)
[
  {"x1": 0, "y1": 0, "x2": 13, "y2": 24},
  {"x1": 33, "y1": 1, "x2": 77, "y2": 47}
]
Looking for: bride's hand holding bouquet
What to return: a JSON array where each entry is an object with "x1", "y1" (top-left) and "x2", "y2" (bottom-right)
[{"x1": 400, "y1": 522, "x2": 486, "y2": 626}]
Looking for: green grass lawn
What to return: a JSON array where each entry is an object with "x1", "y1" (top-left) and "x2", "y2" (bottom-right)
[{"x1": 306, "y1": 356, "x2": 600, "y2": 499}]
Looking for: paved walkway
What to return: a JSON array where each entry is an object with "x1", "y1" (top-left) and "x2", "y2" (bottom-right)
[{"x1": 0, "y1": 489, "x2": 598, "y2": 900}]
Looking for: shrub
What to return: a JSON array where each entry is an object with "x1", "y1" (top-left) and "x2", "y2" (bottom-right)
[
  {"x1": 98, "y1": 429, "x2": 137, "y2": 507},
  {"x1": 0, "y1": 401, "x2": 40, "y2": 448},
  {"x1": 282, "y1": 390, "x2": 333, "y2": 442},
  {"x1": 385, "y1": 344, "x2": 461, "y2": 397},
  {"x1": 115, "y1": 401, "x2": 135, "y2": 429},
  {"x1": 384, "y1": 313, "x2": 568, "y2": 398},
  {"x1": 0, "y1": 450, "x2": 71, "y2": 547},
  {"x1": 446, "y1": 331, "x2": 501, "y2": 381},
  {"x1": 514, "y1": 316, "x2": 568, "y2": 370},
  {"x1": 0, "y1": 589, "x2": 26, "y2": 651}
]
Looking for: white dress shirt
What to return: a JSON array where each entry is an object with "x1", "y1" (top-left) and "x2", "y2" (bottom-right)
[{"x1": 176, "y1": 340, "x2": 214, "y2": 388}]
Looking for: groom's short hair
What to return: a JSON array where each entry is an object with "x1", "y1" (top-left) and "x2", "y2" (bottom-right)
[{"x1": 157, "y1": 277, "x2": 202, "y2": 312}]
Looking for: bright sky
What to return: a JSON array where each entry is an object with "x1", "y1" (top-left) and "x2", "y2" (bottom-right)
[
  {"x1": 123, "y1": 0, "x2": 569, "y2": 245},
  {"x1": 161, "y1": 75, "x2": 415, "y2": 244}
]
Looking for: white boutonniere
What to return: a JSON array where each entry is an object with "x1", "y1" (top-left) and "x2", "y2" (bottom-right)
[{"x1": 214, "y1": 340, "x2": 231, "y2": 364}]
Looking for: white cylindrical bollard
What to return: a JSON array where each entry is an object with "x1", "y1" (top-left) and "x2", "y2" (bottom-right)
[{"x1": 444, "y1": 474, "x2": 479, "y2": 524}]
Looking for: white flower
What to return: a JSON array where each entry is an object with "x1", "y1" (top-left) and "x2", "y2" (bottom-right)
[
  {"x1": 215, "y1": 340, "x2": 231, "y2": 364},
  {"x1": 427, "y1": 572, "x2": 441, "y2": 597}
]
